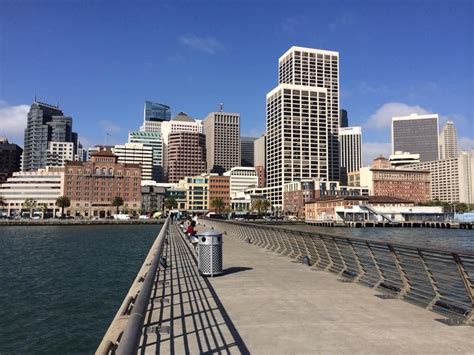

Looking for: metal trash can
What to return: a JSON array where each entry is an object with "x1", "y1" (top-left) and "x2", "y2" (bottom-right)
[{"x1": 197, "y1": 230, "x2": 223, "y2": 276}]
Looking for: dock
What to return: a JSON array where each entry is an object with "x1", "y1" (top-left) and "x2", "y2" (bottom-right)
[{"x1": 97, "y1": 218, "x2": 474, "y2": 354}]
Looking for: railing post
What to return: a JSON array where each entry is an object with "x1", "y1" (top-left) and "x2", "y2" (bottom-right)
[
  {"x1": 366, "y1": 243, "x2": 384, "y2": 289},
  {"x1": 453, "y1": 254, "x2": 474, "y2": 324},
  {"x1": 387, "y1": 245, "x2": 411, "y2": 298},
  {"x1": 417, "y1": 249, "x2": 441, "y2": 310}
]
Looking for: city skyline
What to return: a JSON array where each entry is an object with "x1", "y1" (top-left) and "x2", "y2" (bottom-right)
[{"x1": 0, "y1": 1, "x2": 473, "y2": 165}]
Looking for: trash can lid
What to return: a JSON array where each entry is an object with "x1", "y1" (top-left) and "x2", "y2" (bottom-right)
[{"x1": 197, "y1": 229, "x2": 222, "y2": 237}]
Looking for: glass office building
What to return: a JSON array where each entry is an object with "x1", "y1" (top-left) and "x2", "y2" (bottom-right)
[{"x1": 144, "y1": 101, "x2": 171, "y2": 122}]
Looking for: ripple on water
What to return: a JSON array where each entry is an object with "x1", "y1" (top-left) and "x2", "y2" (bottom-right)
[{"x1": 0, "y1": 224, "x2": 161, "y2": 354}]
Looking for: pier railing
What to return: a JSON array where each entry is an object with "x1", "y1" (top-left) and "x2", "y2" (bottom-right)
[
  {"x1": 96, "y1": 217, "x2": 170, "y2": 354},
  {"x1": 203, "y1": 219, "x2": 474, "y2": 324}
]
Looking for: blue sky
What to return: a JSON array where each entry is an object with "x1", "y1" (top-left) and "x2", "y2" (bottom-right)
[{"x1": 0, "y1": 0, "x2": 473, "y2": 163}]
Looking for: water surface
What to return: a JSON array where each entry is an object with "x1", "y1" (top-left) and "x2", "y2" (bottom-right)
[{"x1": 0, "y1": 224, "x2": 161, "y2": 354}]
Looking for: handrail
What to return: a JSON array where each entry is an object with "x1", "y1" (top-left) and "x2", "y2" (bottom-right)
[
  {"x1": 96, "y1": 217, "x2": 170, "y2": 354},
  {"x1": 226, "y1": 219, "x2": 474, "y2": 257},
  {"x1": 203, "y1": 218, "x2": 474, "y2": 324}
]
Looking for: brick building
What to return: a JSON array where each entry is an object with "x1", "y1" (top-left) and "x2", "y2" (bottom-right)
[
  {"x1": 165, "y1": 131, "x2": 206, "y2": 183},
  {"x1": 283, "y1": 179, "x2": 369, "y2": 217},
  {"x1": 358, "y1": 157, "x2": 431, "y2": 204},
  {"x1": 208, "y1": 174, "x2": 230, "y2": 211},
  {"x1": 63, "y1": 150, "x2": 141, "y2": 218}
]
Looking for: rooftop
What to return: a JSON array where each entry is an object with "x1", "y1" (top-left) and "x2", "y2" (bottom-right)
[{"x1": 172, "y1": 112, "x2": 195, "y2": 122}]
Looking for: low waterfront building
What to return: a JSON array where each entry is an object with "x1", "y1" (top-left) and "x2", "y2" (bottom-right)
[
  {"x1": 178, "y1": 175, "x2": 210, "y2": 212},
  {"x1": 0, "y1": 166, "x2": 64, "y2": 217},
  {"x1": 63, "y1": 150, "x2": 141, "y2": 218},
  {"x1": 113, "y1": 142, "x2": 153, "y2": 181},
  {"x1": 166, "y1": 187, "x2": 187, "y2": 210},
  {"x1": 359, "y1": 157, "x2": 431, "y2": 204},
  {"x1": 141, "y1": 181, "x2": 175, "y2": 213},
  {"x1": 406, "y1": 149, "x2": 474, "y2": 203},
  {"x1": 283, "y1": 179, "x2": 369, "y2": 217},
  {"x1": 207, "y1": 174, "x2": 230, "y2": 212},
  {"x1": 0, "y1": 137, "x2": 23, "y2": 183},
  {"x1": 305, "y1": 195, "x2": 419, "y2": 222},
  {"x1": 224, "y1": 167, "x2": 258, "y2": 198}
]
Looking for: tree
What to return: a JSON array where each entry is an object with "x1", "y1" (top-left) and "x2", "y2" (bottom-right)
[
  {"x1": 111, "y1": 196, "x2": 124, "y2": 214},
  {"x1": 22, "y1": 199, "x2": 37, "y2": 218},
  {"x1": 55, "y1": 196, "x2": 71, "y2": 218},
  {"x1": 210, "y1": 198, "x2": 225, "y2": 213},
  {"x1": 164, "y1": 197, "x2": 177, "y2": 211},
  {"x1": 38, "y1": 203, "x2": 48, "y2": 219},
  {"x1": 252, "y1": 199, "x2": 271, "y2": 216}
]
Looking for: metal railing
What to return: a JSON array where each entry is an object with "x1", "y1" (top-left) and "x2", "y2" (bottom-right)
[
  {"x1": 203, "y1": 219, "x2": 474, "y2": 324},
  {"x1": 96, "y1": 217, "x2": 170, "y2": 354}
]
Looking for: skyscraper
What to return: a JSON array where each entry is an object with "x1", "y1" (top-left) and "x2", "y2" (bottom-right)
[
  {"x1": 160, "y1": 112, "x2": 203, "y2": 144},
  {"x1": 203, "y1": 112, "x2": 240, "y2": 174},
  {"x1": 22, "y1": 101, "x2": 78, "y2": 171},
  {"x1": 278, "y1": 46, "x2": 340, "y2": 181},
  {"x1": 139, "y1": 101, "x2": 171, "y2": 133},
  {"x1": 340, "y1": 109, "x2": 348, "y2": 128},
  {"x1": 129, "y1": 131, "x2": 163, "y2": 181},
  {"x1": 254, "y1": 134, "x2": 266, "y2": 188},
  {"x1": 165, "y1": 131, "x2": 206, "y2": 183},
  {"x1": 392, "y1": 113, "x2": 439, "y2": 162},
  {"x1": 266, "y1": 46, "x2": 340, "y2": 205},
  {"x1": 339, "y1": 127, "x2": 362, "y2": 184},
  {"x1": 113, "y1": 142, "x2": 153, "y2": 181},
  {"x1": 0, "y1": 138, "x2": 22, "y2": 183},
  {"x1": 240, "y1": 137, "x2": 257, "y2": 167},
  {"x1": 439, "y1": 120, "x2": 459, "y2": 160}
]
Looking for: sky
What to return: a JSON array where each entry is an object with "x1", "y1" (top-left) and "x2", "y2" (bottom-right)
[{"x1": 0, "y1": 0, "x2": 473, "y2": 164}]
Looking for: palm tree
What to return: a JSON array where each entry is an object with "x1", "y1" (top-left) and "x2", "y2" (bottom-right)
[
  {"x1": 210, "y1": 198, "x2": 225, "y2": 213},
  {"x1": 38, "y1": 203, "x2": 48, "y2": 219},
  {"x1": 22, "y1": 199, "x2": 37, "y2": 218},
  {"x1": 111, "y1": 196, "x2": 124, "y2": 214},
  {"x1": 164, "y1": 197, "x2": 177, "y2": 211},
  {"x1": 55, "y1": 196, "x2": 71, "y2": 219},
  {"x1": 252, "y1": 199, "x2": 271, "y2": 216}
]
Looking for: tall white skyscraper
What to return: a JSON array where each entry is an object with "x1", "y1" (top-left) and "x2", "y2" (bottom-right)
[
  {"x1": 278, "y1": 46, "x2": 340, "y2": 181},
  {"x1": 266, "y1": 46, "x2": 340, "y2": 206},
  {"x1": 439, "y1": 120, "x2": 458, "y2": 160},
  {"x1": 392, "y1": 113, "x2": 439, "y2": 162},
  {"x1": 339, "y1": 127, "x2": 362, "y2": 183}
]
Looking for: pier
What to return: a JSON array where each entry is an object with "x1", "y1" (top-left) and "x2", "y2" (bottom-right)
[
  {"x1": 97, "y1": 218, "x2": 474, "y2": 354},
  {"x1": 307, "y1": 219, "x2": 474, "y2": 229}
]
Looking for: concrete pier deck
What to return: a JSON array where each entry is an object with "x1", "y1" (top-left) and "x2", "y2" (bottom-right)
[{"x1": 140, "y1": 223, "x2": 473, "y2": 354}]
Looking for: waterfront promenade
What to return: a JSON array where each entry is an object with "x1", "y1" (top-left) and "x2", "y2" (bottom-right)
[{"x1": 98, "y1": 220, "x2": 474, "y2": 354}]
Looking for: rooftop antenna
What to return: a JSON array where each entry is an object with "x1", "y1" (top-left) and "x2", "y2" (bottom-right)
[
  {"x1": 219, "y1": 102, "x2": 224, "y2": 112},
  {"x1": 34, "y1": 93, "x2": 37, "y2": 102}
]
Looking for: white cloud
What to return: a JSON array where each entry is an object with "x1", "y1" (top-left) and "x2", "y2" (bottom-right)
[
  {"x1": 179, "y1": 34, "x2": 224, "y2": 54},
  {"x1": 459, "y1": 137, "x2": 474, "y2": 151},
  {"x1": 365, "y1": 102, "x2": 431, "y2": 130},
  {"x1": 362, "y1": 142, "x2": 392, "y2": 165},
  {"x1": 0, "y1": 101, "x2": 29, "y2": 145}
]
